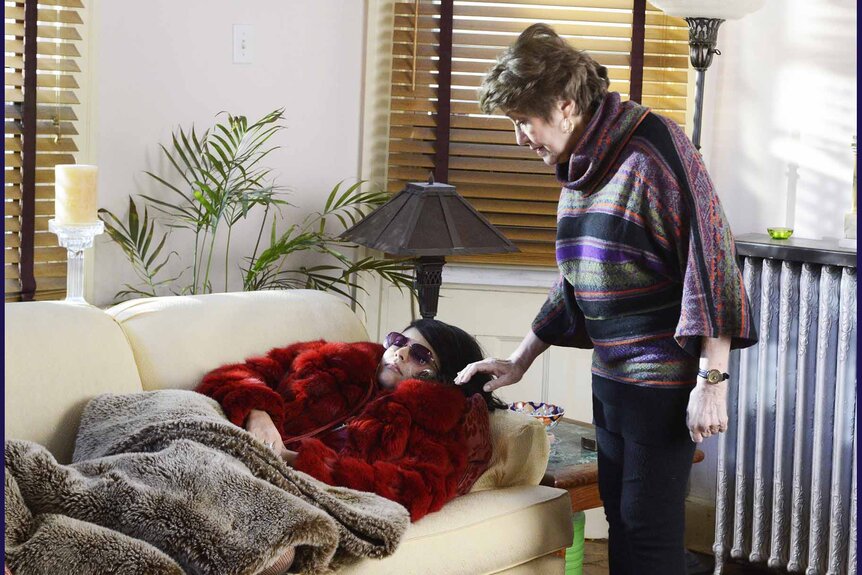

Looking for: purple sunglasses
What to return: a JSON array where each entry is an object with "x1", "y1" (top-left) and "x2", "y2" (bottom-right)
[{"x1": 384, "y1": 331, "x2": 438, "y2": 368}]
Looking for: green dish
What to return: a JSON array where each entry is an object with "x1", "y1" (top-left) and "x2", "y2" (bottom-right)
[{"x1": 767, "y1": 227, "x2": 794, "y2": 240}]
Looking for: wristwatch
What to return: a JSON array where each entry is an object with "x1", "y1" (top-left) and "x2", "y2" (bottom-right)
[{"x1": 697, "y1": 368, "x2": 730, "y2": 384}]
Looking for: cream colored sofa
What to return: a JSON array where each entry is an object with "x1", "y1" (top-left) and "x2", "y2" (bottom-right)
[{"x1": 5, "y1": 290, "x2": 573, "y2": 574}]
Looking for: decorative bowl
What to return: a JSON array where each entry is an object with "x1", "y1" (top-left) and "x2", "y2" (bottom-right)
[
  {"x1": 509, "y1": 401, "x2": 566, "y2": 432},
  {"x1": 767, "y1": 227, "x2": 794, "y2": 240}
]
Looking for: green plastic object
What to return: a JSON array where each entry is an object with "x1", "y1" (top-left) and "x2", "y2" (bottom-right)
[
  {"x1": 767, "y1": 227, "x2": 794, "y2": 239},
  {"x1": 565, "y1": 511, "x2": 586, "y2": 575}
]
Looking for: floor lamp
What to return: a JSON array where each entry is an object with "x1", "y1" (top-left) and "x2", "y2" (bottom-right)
[{"x1": 649, "y1": 0, "x2": 766, "y2": 151}]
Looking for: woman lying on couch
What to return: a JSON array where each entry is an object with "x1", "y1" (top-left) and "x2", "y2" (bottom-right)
[{"x1": 196, "y1": 319, "x2": 508, "y2": 521}]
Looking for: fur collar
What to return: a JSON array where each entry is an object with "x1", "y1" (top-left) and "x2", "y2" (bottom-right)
[{"x1": 383, "y1": 378, "x2": 466, "y2": 433}]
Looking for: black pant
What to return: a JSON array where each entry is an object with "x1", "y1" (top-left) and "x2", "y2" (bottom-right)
[{"x1": 596, "y1": 424, "x2": 697, "y2": 575}]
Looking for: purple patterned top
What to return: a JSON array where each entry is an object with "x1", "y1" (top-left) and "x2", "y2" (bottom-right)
[{"x1": 532, "y1": 92, "x2": 757, "y2": 387}]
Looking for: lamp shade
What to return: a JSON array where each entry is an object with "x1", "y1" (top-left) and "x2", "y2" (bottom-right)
[
  {"x1": 649, "y1": 0, "x2": 765, "y2": 19},
  {"x1": 340, "y1": 180, "x2": 518, "y2": 257}
]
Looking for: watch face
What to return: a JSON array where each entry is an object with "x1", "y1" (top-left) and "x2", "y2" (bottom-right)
[{"x1": 707, "y1": 369, "x2": 723, "y2": 384}]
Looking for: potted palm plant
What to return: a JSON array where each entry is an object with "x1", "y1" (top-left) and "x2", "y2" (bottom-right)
[{"x1": 99, "y1": 109, "x2": 413, "y2": 306}]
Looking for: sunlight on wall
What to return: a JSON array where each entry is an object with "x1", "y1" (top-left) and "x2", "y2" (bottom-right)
[{"x1": 705, "y1": 0, "x2": 856, "y2": 241}]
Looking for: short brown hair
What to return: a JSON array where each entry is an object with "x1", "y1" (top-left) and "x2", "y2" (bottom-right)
[{"x1": 478, "y1": 23, "x2": 610, "y2": 120}]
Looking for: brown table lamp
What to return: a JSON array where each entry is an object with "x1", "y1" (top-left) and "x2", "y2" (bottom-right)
[{"x1": 340, "y1": 178, "x2": 518, "y2": 319}]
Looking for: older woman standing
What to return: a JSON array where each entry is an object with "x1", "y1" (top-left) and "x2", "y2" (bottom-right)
[{"x1": 455, "y1": 23, "x2": 757, "y2": 574}]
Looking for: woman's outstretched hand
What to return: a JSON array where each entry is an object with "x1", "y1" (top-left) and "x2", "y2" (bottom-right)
[
  {"x1": 454, "y1": 358, "x2": 526, "y2": 392},
  {"x1": 246, "y1": 409, "x2": 287, "y2": 456},
  {"x1": 686, "y1": 381, "x2": 729, "y2": 443}
]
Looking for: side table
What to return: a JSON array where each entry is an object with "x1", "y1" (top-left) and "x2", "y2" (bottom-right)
[
  {"x1": 540, "y1": 419, "x2": 600, "y2": 575},
  {"x1": 541, "y1": 418, "x2": 601, "y2": 512},
  {"x1": 542, "y1": 418, "x2": 705, "y2": 510}
]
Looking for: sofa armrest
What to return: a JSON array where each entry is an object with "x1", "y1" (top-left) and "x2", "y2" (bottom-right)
[{"x1": 470, "y1": 409, "x2": 550, "y2": 492}]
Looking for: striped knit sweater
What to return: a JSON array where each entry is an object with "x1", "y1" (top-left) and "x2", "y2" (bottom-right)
[{"x1": 532, "y1": 91, "x2": 757, "y2": 387}]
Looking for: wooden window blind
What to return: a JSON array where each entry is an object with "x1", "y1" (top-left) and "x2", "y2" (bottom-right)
[
  {"x1": 5, "y1": 0, "x2": 84, "y2": 301},
  {"x1": 387, "y1": 0, "x2": 689, "y2": 266}
]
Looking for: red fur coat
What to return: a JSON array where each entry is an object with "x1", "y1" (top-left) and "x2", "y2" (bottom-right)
[{"x1": 196, "y1": 340, "x2": 473, "y2": 521}]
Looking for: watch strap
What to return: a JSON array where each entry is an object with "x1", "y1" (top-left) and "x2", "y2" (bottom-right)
[{"x1": 697, "y1": 368, "x2": 730, "y2": 383}]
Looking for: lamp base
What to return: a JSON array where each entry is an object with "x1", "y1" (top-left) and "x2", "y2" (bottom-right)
[{"x1": 414, "y1": 256, "x2": 445, "y2": 320}]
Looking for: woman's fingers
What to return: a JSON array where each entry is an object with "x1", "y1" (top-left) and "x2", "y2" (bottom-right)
[
  {"x1": 686, "y1": 386, "x2": 730, "y2": 443},
  {"x1": 252, "y1": 431, "x2": 280, "y2": 449},
  {"x1": 245, "y1": 412, "x2": 284, "y2": 452},
  {"x1": 454, "y1": 358, "x2": 506, "y2": 385},
  {"x1": 281, "y1": 449, "x2": 298, "y2": 466},
  {"x1": 688, "y1": 418, "x2": 721, "y2": 443},
  {"x1": 482, "y1": 372, "x2": 518, "y2": 392},
  {"x1": 453, "y1": 362, "x2": 478, "y2": 385},
  {"x1": 454, "y1": 358, "x2": 524, "y2": 392}
]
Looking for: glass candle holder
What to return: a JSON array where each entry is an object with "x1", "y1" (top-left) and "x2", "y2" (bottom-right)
[{"x1": 48, "y1": 219, "x2": 104, "y2": 304}]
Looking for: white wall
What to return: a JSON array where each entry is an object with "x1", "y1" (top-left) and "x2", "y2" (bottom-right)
[
  {"x1": 87, "y1": 0, "x2": 366, "y2": 306},
  {"x1": 702, "y1": 0, "x2": 857, "y2": 241}
]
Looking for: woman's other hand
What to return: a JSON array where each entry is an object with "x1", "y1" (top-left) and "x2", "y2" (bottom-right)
[
  {"x1": 246, "y1": 409, "x2": 286, "y2": 455},
  {"x1": 689, "y1": 336, "x2": 732, "y2": 443},
  {"x1": 281, "y1": 449, "x2": 298, "y2": 466},
  {"x1": 454, "y1": 357, "x2": 526, "y2": 392},
  {"x1": 686, "y1": 381, "x2": 729, "y2": 443}
]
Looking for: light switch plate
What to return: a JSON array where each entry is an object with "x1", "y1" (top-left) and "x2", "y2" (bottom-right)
[{"x1": 233, "y1": 24, "x2": 253, "y2": 64}]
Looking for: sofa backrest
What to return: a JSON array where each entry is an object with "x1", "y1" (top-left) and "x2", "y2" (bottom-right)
[
  {"x1": 107, "y1": 290, "x2": 369, "y2": 391},
  {"x1": 5, "y1": 301, "x2": 144, "y2": 463}
]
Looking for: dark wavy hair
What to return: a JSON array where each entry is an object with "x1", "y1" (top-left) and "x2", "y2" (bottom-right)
[
  {"x1": 406, "y1": 318, "x2": 508, "y2": 411},
  {"x1": 479, "y1": 22, "x2": 610, "y2": 120}
]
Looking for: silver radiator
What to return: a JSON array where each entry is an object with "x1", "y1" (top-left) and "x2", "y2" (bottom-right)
[{"x1": 713, "y1": 256, "x2": 857, "y2": 575}]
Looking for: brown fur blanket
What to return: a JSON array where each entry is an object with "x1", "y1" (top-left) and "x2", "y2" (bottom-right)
[{"x1": 5, "y1": 390, "x2": 410, "y2": 575}]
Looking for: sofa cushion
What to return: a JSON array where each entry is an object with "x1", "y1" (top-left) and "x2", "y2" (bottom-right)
[
  {"x1": 470, "y1": 409, "x2": 550, "y2": 492},
  {"x1": 338, "y1": 485, "x2": 573, "y2": 575},
  {"x1": 107, "y1": 290, "x2": 369, "y2": 391},
  {"x1": 4, "y1": 302, "x2": 143, "y2": 463}
]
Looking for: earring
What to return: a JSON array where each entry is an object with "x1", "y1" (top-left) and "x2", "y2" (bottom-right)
[{"x1": 561, "y1": 117, "x2": 574, "y2": 134}]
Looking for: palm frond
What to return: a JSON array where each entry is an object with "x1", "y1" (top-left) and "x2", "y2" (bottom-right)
[{"x1": 98, "y1": 198, "x2": 182, "y2": 301}]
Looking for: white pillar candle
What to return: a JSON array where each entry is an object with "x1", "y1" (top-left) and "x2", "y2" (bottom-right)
[{"x1": 55, "y1": 164, "x2": 98, "y2": 224}]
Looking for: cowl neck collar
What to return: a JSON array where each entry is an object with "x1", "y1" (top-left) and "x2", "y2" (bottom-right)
[{"x1": 555, "y1": 92, "x2": 650, "y2": 192}]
